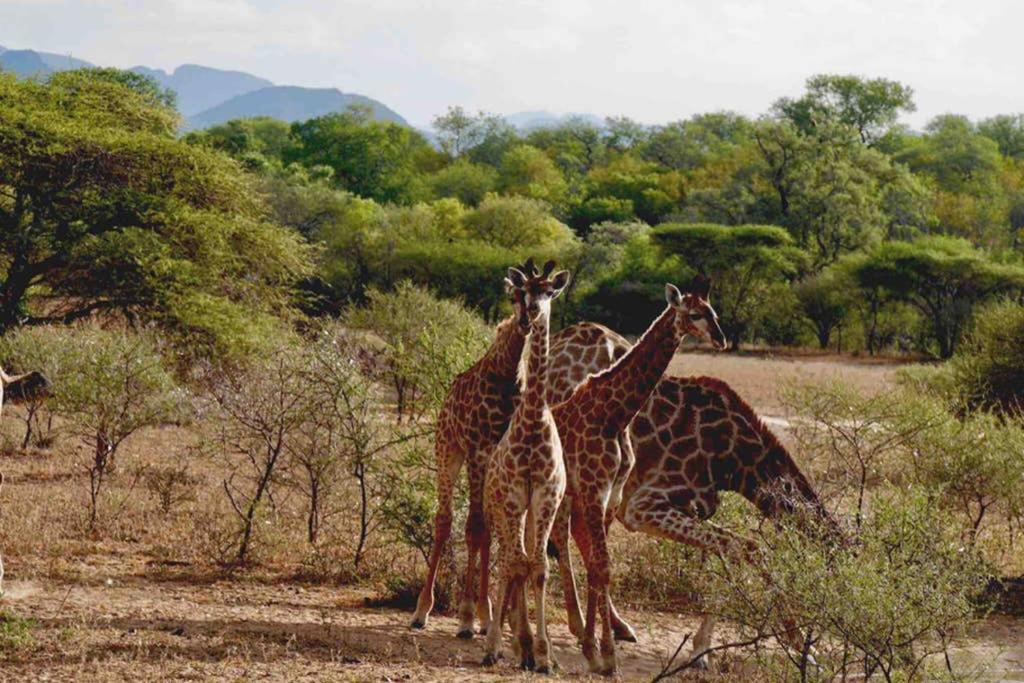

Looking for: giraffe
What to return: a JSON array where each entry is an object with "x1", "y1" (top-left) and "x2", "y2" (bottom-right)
[
  {"x1": 620, "y1": 375, "x2": 844, "y2": 666},
  {"x1": 550, "y1": 276, "x2": 727, "y2": 675},
  {"x1": 410, "y1": 259, "x2": 556, "y2": 636},
  {"x1": 481, "y1": 264, "x2": 569, "y2": 672},
  {"x1": 0, "y1": 367, "x2": 51, "y2": 418}
]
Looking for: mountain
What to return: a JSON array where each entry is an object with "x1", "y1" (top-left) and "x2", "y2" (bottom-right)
[
  {"x1": 129, "y1": 64, "x2": 273, "y2": 116},
  {"x1": 184, "y1": 85, "x2": 408, "y2": 131},
  {"x1": 505, "y1": 111, "x2": 605, "y2": 131},
  {"x1": 0, "y1": 47, "x2": 93, "y2": 78}
]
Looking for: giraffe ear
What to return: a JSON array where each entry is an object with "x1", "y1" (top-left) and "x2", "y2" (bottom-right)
[
  {"x1": 690, "y1": 273, "x2": 711, "y2": 298},
  {"x1": 507, "y1": 267, "x2": 527, "y2": 289},
  {"x1": 503, "y1": 277, "x2": 516, "y2": 295},
  {"x1": 550, "y1": 270, "x2": 571, "y2": 298},
  {"x1": 665, "y1": 283, "x2": 683, "y2": 307}
]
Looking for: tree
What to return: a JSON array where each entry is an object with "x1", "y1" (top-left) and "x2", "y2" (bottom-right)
[
  {"x1": 428, "y1": 160, "x2": 497, "y2": 206},
  {"x1": 775, "y1": 74, "x2": 915, "y2": 144},
  {"x1": 462, "y1": 194, "x2": 577, "y2": 251},
  {"x1": 497, "y1": 144, "x2": 568, "y2": 207},
  {"x1": 650, "y1": 224, "x2": 806, "y2": 348},
  {"x1": 643, "y1": 112, "x2": 752, "y2": 171},
  {"x1": 978, "y1": 114, "x2": 1024, "y2": 160},
  {"x1": 794, "y1": 269, "x2": 853, "y2": 349},
  {"x1": 0, "y1": 71, "x2": 313, "y2": 357},
  {"x1": 288, "y1": 109, "x2": 435, "y2": 203},
  {"x1": 847, "y1": 237, "x2": 1024, "y2": 357},
  {"x1": 186, "y1": 116, "x2": 293, "y2": 162}
]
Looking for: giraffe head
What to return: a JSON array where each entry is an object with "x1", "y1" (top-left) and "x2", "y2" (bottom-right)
[
  {"x1": 665, "y1": 274, "x2": 727, "y2": 350},
  {"x1": 752, "y1": 446, "x2": 846, "y2": 544},
  {"x1": 505, "y1": 258, "x2": 570, "y2": 331}
]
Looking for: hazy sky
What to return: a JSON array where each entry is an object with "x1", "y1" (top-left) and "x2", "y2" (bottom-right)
[{"x1": 3, "y1": 0, "x2": 1022, "y2": 128}]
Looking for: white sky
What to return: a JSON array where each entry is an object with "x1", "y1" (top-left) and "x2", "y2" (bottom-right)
[{"x1": 2, "y1": 0, "x2": 1022, "y2": 129}]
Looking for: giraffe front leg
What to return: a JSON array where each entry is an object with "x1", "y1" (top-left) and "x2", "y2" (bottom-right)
[
  {"x1": 581, "y1": 502, "x2": 617, "y2": 676},
  {"x1": 550, "y1": 500, "x2": 585, "y2": 641},
  {"x1": 529, "y1": 484, "x2": 563, "y2": 674},
  {"x1": 411, "y1": 447, "x2": 463, "y2": 629},
  {"x1": 621, "y1": 488, "x2": 756, "y2": 668},
  {"x1": 476, "y1": 519, "x2": 493, "y2": 636},
  {"x1": 607, "y1": 432, "x2": 638, "y2": 644},
  {"x1": 482, "y1": 561, "x2": 509, "y2": 666}
]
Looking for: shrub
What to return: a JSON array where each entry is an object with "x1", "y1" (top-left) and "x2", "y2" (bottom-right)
[
  {"x1": 346, "y1": 282, "x2": 492, "y2": 421},
  {"x1": 51, "y1": 326, "x2": 184, "y2": 530},
  {"x1": 677, "y1": 489, "x2": 991, "y2": 682},
  {"x1": 0, "y1": 326, "x2": 67, "y2": 449},
  {"x1": 782, "y1": 380, "x2": 944, "y2": 527},
  {"x1": 948, "y1": 299, "x2": 1024, "y2": 414}
]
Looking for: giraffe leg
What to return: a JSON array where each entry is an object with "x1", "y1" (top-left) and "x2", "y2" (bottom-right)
[
  {"x1": 606, "y1": 432, "x2": 638, "y2": 644},
  {"x1": 482, "y1": 550, "x2": 509, "y2": 666},
  {"x1": 411, "y1": 446, "x2": 464, "y2": 629},
  {"x1": 457, "y1": 456, "x2": 486, "y2": 638},
  {"x1": 550, "y1": 500, "x2": 585, "y2": 641},
  {"x1": 476, "y1": 517, "x2": 493, "y2": 635},
  {"x1": 620, "y1": 487, "x2": 758, "y2": 668},
  {"x1": 529, "y1": 483, "x2": 563, "y2": 674},
  {"x1": 581, "y1": 501, "x2": 617, "y2": 676}
]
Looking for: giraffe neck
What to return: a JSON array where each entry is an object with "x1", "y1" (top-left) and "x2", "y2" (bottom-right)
[
  {"x1": 593, "y1": 305, "x2": 680, "y2": 428},
  {"x1": 519, "y1": 310, "x2": 551, "y2": 409},
  {"x1": 479, "y1": 315, "x2": 527, "y2": 381}
]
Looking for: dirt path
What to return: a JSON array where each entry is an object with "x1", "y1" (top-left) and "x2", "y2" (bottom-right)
[{"x1": 1, "y1": 577, "x2": 708, "y2": 681}]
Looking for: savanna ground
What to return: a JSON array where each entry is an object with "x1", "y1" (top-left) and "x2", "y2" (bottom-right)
[{"x1": 1, "y1": 352, "x2": 1022, "y2": 682}]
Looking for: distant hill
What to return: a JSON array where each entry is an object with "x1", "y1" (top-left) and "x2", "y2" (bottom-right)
[
  {"x1": 129, "y1": 64, "x2": 273, "y2": 116},
  {"x1": 185, "y1": 86, "x2": 408, "y2": 131},
  {"x1": 0, "y1": 47, "x2": 93, "y2": 78},
  {"x1": 505, "y1": 111, "x2": 605, "y2": 130}
]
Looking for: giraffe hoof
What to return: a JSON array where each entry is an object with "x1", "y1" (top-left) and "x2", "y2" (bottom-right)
[
  {"x1": 456, "y1": 628, "x2": 475, "y2": 640},
  {"x1": 409, "y1": 617, "x2": 426, "y2": 630},
  {"x1": 481, "y1": 653, "x2": 500, "y2": 667},
  {"x1": 613, "y1": 625, "x2": 638, "y2": 643},
  {"x1": 535, "y1": 665, "x2": 551, "y2": 675},
  {"x1": 520, "y1": 654, "x2": 536, "y2": 671},
  {"x1": 691, "y1": 655, "x2": 710, "y2": 671}
]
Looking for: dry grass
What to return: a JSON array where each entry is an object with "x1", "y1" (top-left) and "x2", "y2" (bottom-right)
[{"x1": 0, "y1": 353, "x2": 1021, "y2": 681}]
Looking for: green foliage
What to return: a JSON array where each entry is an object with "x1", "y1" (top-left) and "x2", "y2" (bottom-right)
[
  {"x1": 0, "y1": 326, "x2": 69, "y2": 448},
  {"x1": 978, "y1": 114, "x2": 1024, "y2": 160},
  {"x1": 794, "y1": 268, "x2": 854, "y2": 348},
  {"x1": 462, "y1": 193, "x2": 577, "y2": 251},
  {"x1": 287, "y1": 109, "x2": 435, "y2": 203},
  {"x1": 775, "y1": 73, "x2": 915, "y2": 144},
  {"x1": 944, "y1": 299, "x2": 1024, "y2": 413},
  {"x1": 847, "y1": 237, "x2": 1024, "y2": 357},
  {"x1": 698, "y1": 488, "x2": 988, "y2": 682},
  {"x1": 0, "y1": 70, "x2": 314, "y2": 357},
  {"x1": 345, "y1": 282, "x2": 492, "y2": 420},
  {"x1": 0, "y1": 610, "x2": 36, "y2": 655},
  {"x1": 497, "y1": 144, "x2": 568, "y2": 208},
  {"x1": 427, "y1": 159, "x2": 497, "y2": 206}
]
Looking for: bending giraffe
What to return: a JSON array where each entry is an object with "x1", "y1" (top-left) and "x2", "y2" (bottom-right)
[
  {"x1": 481, "y1": 264, "x2": 569, "y2": 672},
  {"x1": 410, "y1": 259, "x2": 560, "y2": 637},
  {"x1": 549, "y1": 276, "x2": 726, "y2": 675},
  {"x1": 620, "y1": 375, "x2": 843, "y2": 666},
  {"x1": 0, "y1": 367, "x2": 51, "y2": 418}
]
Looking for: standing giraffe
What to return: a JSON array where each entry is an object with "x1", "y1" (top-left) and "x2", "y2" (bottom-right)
[
  {"x1": 410, "y1": 259, "x2": 560, "y2": 636},
  {"x1": 550, "y1": 276, "x2": 726, "y2": 675},
  {"x1": 481, "y1": 264, "x2": 569, "y2": 672},
  {"x1": 620, "y1": 375, "x2": 843, "y2": 666}
]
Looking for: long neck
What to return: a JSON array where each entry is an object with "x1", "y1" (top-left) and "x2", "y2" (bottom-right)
[
  {"x1": 479, "y1": 315, "x2": 527, "y2": 381},
  {"x1": 594, "y1": 306, "x2": 680, "y2": 427},
  {"x1": 521, "y1": 311, "x2": 550, "y2": 407}
]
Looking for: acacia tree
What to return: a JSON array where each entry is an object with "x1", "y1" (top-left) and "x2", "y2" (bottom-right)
[
  {"x1": 848, "y1": 237, "x2": 1024, "y2": 357},
  {"x1": 0, "y1": 70, "x2": 312, "y2": 355}
]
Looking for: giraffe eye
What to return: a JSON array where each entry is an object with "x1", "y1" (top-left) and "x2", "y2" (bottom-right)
[{"x1": 688, "y1": 313, "x2": 704, "y2": 321}]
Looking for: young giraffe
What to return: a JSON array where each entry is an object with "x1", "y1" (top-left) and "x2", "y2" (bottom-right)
[
  {"x1": 481, "y1": 264, "x2": 569, "y2": 672},
  {"x1": 620, "y1": 375, "x2": 843, "y2": 666},
  {"x1": 550, "y1": 276, "x2": 726, "y2": 675},
  {"x1": 410, "y1": 259, "x2": 560, "y2": 636}
]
